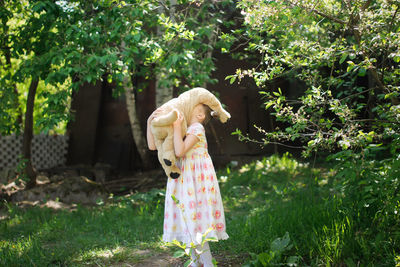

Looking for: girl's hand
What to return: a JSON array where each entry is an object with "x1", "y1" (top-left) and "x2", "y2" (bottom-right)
[{"x1": 173, "y1": 111, "x2": 183, "y2": 128}]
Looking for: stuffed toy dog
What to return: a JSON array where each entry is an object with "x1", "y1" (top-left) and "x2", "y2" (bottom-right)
[{"x1": 150, "y1": 87, "x2": 230, "y2": 179}]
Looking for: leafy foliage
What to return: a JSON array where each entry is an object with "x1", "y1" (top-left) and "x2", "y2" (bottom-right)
[
  {"x1": 227, "y1": 0, "x2": 400, "y2": 156},
  {"x1": 216, "y1": 153, "x2": 399, "y2": 266},
  {"x1": 244, "y1": 232, "x2": 300, "y2": 267},
  {"x1": 0, "y1": 0, "x2": 234, "y2": 135}
]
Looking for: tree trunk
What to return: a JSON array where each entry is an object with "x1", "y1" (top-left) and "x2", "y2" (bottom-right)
[
  {"x1": 124, "y1": 75, "x2": 152, "y2": 170},
  {"x1": 23, "y1": 78, "x2": 39, "y2": 189},
  {"x1": 120, "y1": 38, "x2": 152, "y2": 170},
  {"x1": 155, "y1": 0, "x2": 176, "y2": 107}
]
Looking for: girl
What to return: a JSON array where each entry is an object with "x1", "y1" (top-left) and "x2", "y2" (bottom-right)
[{"x1": 147, "y1": 104, "x2": 228, "y2": 267}]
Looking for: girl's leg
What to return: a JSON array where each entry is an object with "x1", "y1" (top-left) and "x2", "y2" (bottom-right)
[
  {"x1": 188, "y1": 242, "x2": 213, "y2": 267},
  {"x1": 188, "y1": 243, "x2": 200, "y2": 267},
  {"x1": 190, "y1": 250, "x2": 199, "y2": 267},
  {"x1": 199, "y1": 242, "x2": 213, "y2": 267}
]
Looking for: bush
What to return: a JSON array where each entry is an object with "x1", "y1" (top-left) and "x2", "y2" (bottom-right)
[{"x1": 216, "y1": 153, "x2": 399, "y2": 266}]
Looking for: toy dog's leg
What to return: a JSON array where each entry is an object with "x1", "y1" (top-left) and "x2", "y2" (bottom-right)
[
  {"x1": 152, "y1": 109, "x2": 178, "y2": 127},
  {"x1": 162, "y1": 126, "x2": 181, "y2": 179},
  {"x1": 193, "y1": 88, "x2": 231, "y2": 123},
  {"x1": 154, "y1": 138, "x2": 169, "y2": 178},
  {"x1": 157, "y1": 150, "x2": 170, "y2": 178}
]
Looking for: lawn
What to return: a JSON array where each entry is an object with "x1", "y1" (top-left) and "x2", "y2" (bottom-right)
[{"x1": 1, "y1": 153, "x2": 399, "y2": 266}]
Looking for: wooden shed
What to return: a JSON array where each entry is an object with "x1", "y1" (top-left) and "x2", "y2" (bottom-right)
[{"x1": 66, "y1": 52, "x2": 298, "y2": 175}]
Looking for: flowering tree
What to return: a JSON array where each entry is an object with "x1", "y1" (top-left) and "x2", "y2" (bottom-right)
[{"x1": 228, "y1": 0, "x2": 400, "y2": 157}]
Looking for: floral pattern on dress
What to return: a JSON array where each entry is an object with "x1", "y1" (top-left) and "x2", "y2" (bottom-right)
[{"x1": 162, "y1": 122, "x2": 229, "y2": 245}]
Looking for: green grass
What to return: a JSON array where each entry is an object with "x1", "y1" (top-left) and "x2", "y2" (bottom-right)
[
  {"x1": 0, "y1": 191, "x2": 166, "y2": 266},
  {"x1": 1, "y1": 153, "x2": 399, "y2": 266},
  {"x1": 214, "y1": 153, "x2": 400, "y2": 266}
]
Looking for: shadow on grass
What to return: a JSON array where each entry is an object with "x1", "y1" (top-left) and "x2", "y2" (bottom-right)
[
  {"x1": 2, "y1": 153, "x2": 399, "y2": 266},
  {"x1": 0, "y1": 193, "x2": 166, "y2": 266}
]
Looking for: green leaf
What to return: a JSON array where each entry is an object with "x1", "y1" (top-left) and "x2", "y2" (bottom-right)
[
  {"x1": 287, "y1": 256, "x2": 300, "y2": 265},
  {"x1": 231, "y1": 129, "x2": 242, "y2": 136},
  {"x1": 206, "y1": 237, "x2": 218, "y2": 242},
  {"x1": 171, "y1": 54, "x2": 179, "y2": 64},
  {"x1": 346, "y1": 61, "x2": 355, "y2": 72},
  {"x1": 171, "y1": 195, "x2": 179, "y2": 204},
  {"x1": 257, "y1": 252, "x2": 271, "y2": 266},
  {"x1": 133, "y1": 33, "x2": 141, "y2": 42},
  {"x1": 272, "y1": 91, "x2": 280, "y2": 97},
  {"x1": 270, "y1": 232, "x2": 290, "y2": 253},
  {"x1": 265, "y1": 102, "x2": 274, "y2": 110},
  {"x1": 87, "y1": 56, "x2": 97, "y2": 65},
  {"x1": 86, "y1": 75, "x2": 93, "y2": 83},
  {"x1": 358, "y1": 67, "x2": 367, "y2": 77},
  {"x1": 339, "y1": 52, "x2": 348, "y2": 64},
  {"x1": 173, "y1": 250, "x2": 186, "y2": 258}
]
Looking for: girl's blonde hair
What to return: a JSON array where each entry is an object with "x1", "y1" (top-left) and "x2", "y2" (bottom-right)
[{"x1": 201, "y1": 104, "x2": 217, "y2": 125}]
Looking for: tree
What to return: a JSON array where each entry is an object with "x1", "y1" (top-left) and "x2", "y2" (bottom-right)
[
  {"x1": 0, "y1": 0, "x2": 234, "y2": 186},
  {"x1": 0, "y1": 1, "x2": 25, "y2": 135},
  {"x1": 3, "y1": 0, "x2": 73, "y2": 188},
  {"x1": 228, "y1": 0, "x2": 400, "y2": 157}
]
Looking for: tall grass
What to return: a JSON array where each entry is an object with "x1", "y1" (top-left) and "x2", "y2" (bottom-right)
[{"x1": 214, "y1": 153, "x2": 400, "y2": 266}]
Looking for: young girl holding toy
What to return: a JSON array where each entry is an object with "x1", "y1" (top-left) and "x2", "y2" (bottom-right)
[{"x1": 147, "y1": 103, "x2": 229, "y2": 267}]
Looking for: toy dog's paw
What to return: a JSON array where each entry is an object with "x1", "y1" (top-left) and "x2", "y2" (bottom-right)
[
  {"x1": 170, "y1": 172, "x2": 180, "y2": 179},
  {"x1": 169, "y1": 165, "x2": 181, "y2": 179}
]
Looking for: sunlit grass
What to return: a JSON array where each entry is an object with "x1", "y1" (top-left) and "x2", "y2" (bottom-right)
[
  {"x1": 213, "y1": 153, "x2": 398, "y2": 266},
  {"x1": 1, "y1": 153, "x2": 399, "y2": 266},
  {"x1": 0, "y1": 191, "x2": 166, "y2": 266}
]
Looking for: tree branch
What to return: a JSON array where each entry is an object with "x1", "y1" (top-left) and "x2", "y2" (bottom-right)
[
  {"x1": 361, "y1": 0, "x2": 373, "y2": 12},
  {"x1": 346, "y1": 0, "x2": 399, "y2": 104},
  {"x1": 380, "y1": 5, "x2": 400, "y2": 79},
  {"x1": 287, "y1": 1, "x2": 347, "y2": 25},
  {"x1": 343, "y1": 0, "x2": 352, "y2": 11}
]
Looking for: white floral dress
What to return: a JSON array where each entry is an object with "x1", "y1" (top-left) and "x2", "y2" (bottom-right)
[{"x1": 162, "y1": 122, "x2": 229, "y2": 245}]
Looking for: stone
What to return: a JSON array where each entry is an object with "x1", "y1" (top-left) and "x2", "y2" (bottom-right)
[
  {"x1": 42, "y1": 200, "x2": 70, "y2": 210},
  {"x1": 36, "y1": 175, "x2": 50, "y2": 185}
]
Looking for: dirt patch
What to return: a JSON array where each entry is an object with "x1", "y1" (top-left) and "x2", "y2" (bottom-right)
[
  {"x1": 132, "y1": 252, "x2": 183, "y2": 267},
  {"x1": 126, "y1": 249, "x2": 245, "y2": 267},
  {"x1": 106, "y1": 251, "x2": 244, "y2": 267},
  {"x1": 0, "y1": 165, "x2": 166, "y2": 208}
]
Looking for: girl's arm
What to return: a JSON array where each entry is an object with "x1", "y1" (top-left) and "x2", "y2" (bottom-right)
[
  {"x1": 173, "y1": 112, "x2": 199, "y2": 157},
  {"x1": 147, "y1": 108, "x2": 163, "y2": 150}
]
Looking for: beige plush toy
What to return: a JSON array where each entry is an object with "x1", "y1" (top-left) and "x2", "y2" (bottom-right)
[{"x1": 150, "y1": 87, "x2": 231, "y2": 179}]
